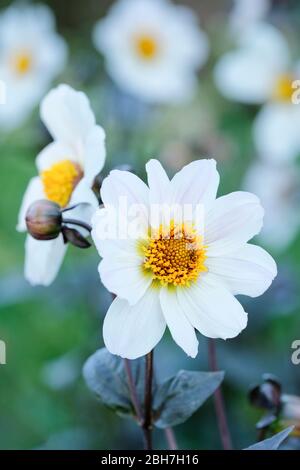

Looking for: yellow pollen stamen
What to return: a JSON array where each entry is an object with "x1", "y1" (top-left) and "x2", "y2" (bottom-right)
[
  {"x1": 13, "y1": 52, "x2": 32, "y2": 75},
  {"x1": 135, "y1": 35, "x2": 158, "y2": 60},
  {"x1": 41, "y1": 160, "x2": 83, "y2": 208},
  {"x1": 142, "y1": 222, "x2": 207, "y2": 287},
  {"x1": 273, "y1": 74, "x2": 294, "y2": 102}
]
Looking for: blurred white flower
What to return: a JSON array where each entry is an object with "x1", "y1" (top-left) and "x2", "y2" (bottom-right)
[
  {"x1": 230, "y1": 0, "x2": 271, "y2": 35},
  {"x1": 92, "y1": 159, "x2": 276, "y2": 359},
  {"x1": 244, "y1": 161, "x2": 300, "y2": 251},
  {"x1": 17, "y1": 85, "x2": 106, "y2": 286},
  {"x1": 214, "y1": 22, "x2": 300, "y2": 163},
  {"x1": 93, "y1": 0, "x2": 209, "y2": 104},
  {"x1": 0, "y1": 3, "x2": 67, "y2": 130}
]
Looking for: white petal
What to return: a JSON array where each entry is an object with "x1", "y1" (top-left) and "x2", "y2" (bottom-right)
[
  {"x1": 230, "y1": 0, "x2": 271, "y2": 35},
  {"x1": 176, "y1": 283, "x2": 218, "y2": 339},
  {"x1": 146, "y1": 159, "x2": 172, "y2": 228},
  {"x1": 40, "y1": 84, "x2": 95, "y2": 149},
  {"x1": 214, "y1": 22, "x2": 290, "y2": 104},
  {"x1": 17, "y1": 177, "x2": 44, "y2": 232},
  {"x1": 101, "y1": 169, "x2": 149, "y2": 208},
  {"x1": 69, "y1": 178, "x2": 98, "y2": 209},
  {"x1": 24, "y1": 234, "x2": 67, "y2": 286},
  {"x1": 206, "y1": 244, "x2": 277, "y2": 297},
  {"x1": 253, "y1": 104, "x2": 300, "y2": 163},
  {"x1": 0, "y1": 3, "x2": 67, "y2": 131},
  {"x1": 103, "y1": 289, "x2": 166, "y2": 359},
  {"x1": 205, "y1": 191, "x2": 264, "y2": 256},
  {"x1": 214, "y1": 51, "x2": 275, "y2": 104},
  {"x1": 99, "y1": 251, "x2": 152, "y2": 305},
  {"x1": 0, "y1": 4, "x2": 55, "y2": 42},
  {"x1": 240, "y1": 22, "x2": 290, "y2": 68},
  {"x1": 83, "y1": 125, "x2": 106, "y2": 186},
  {"x1": 105, "y1": 57, "x2": 198, "y2": 104},
  {"x1": 101, "y1": 169, "x2": 149, "y2": 234},
  {"x1": 172, "y1": 159, "x2": 219, "y2": 221},
  {"x1": 177, "y1": 277, "x2": 248, "y2": 339},
  {"x1": 93, "y1": 0, "x2": 207, "y2": 104},
  {"x1": 170, "y1": 159, "x2": 220, "y2": 226},
  {"x1": 35, "y1": 33, "x2": 67, "y2": 80},
  {"x1": 0, "y1": 3, "x2": 55, "y2": 41},
  {"x1": 0, "y1": 71, "x2": 46, "y2": 130},
  {"x1": 146, "y1": 159, "x2": 170, "y2": 205},
  {"x1": 167, "y1": 4, "x2": 209, "y2": 69},
  {"x1": 243, "y1": 162, "x2": 300, "y2": 250},
  {"x1": 92, "y1": 206, "x2": 146, "y2": 258},
  {"x1": 84, "y1": 126, "x2": 106, "y2": 186},
  {"x1": 36, "y1": 141, "x2": 74, "y2": 173},
  {"x1": 91, "y1": 205, "x2": 151, "y2": 274},
  {"x1": 0, "y1": 4, "x2": 66, "y2": 73},
  {"x1": 160, "y1": 287, "x2": 198, "y2": 358}
]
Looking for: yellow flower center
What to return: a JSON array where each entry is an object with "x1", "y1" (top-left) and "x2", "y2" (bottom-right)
[
  {"x1": 142, "y1": 222, "x2": 207, "y2": 287},
  {"x1": 41, "y1": 160, "x2": 83, "y2": 208},
  {"x1": 12, "y1": 52, "x2": 32, "y2": 75},
  {"x1": 135, "y1": 34, "x2": 158, "y2": 60},
  {"x1": 273, "y1": 74, "x2": 294, "y2": 102}
]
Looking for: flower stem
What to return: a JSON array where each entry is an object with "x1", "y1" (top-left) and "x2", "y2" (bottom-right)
[
  {"x1": 164, "y1": 427, "x2": 178, "y2": 450},
  {"x1": 124, "y1": 354, "x2": 178, "y2": 450},
  {"x1": 123, "y1": 357, "x2": 153, "y2": 450},
  {"x1": 124, "y1": 359, "x2": 143, "y2": 425},
  {"x1": 143, "y1": 350, "x2": 154, "y2": 450},
  {"x1": 208, "y1": 338, "x2": 233, "y2": 450}
]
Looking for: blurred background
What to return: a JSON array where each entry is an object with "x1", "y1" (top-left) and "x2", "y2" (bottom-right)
[{"x1": 0, "y1": 0, "x2": 299, "y2": 450}]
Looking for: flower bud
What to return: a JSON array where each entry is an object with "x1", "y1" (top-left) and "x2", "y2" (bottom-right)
[
  {"x1": 25, "y1": 200, "x2": 62, "y2": 240},
  {"x1": 249, "y1": 375, "x2": 283, "y2": 432},
  {"x1": 249, "y1": 374, "x2": 282, "y2": 411}
]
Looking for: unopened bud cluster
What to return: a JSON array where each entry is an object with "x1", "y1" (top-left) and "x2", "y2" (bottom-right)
[
  {"x1": 249, "y1": 374, "x2": 300, "y2": 438},
  {"x1": 25, "y1": 199, "x2": 91, "y2": 249}
]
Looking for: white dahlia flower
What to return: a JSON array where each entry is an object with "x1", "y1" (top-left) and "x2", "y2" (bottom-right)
[
  {"x1": 17, "y1": 85, "x2": 106, "y2": 286},
  {"x1": 0, "y1": 2, "x2": 67, "y2": 130},
  {"x1": 93, "y1": 0, "x2": 209, "y2": 104},
  {"x1": 92, "y1": 159, "x2": 277, "y2": 359},
  {"x1": 214, "y1": 22, "x2": 300, "y2": 163}
]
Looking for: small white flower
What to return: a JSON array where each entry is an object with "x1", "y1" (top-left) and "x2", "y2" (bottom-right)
[
  {"x1": 244, "y1": 162, "x2": 300, "y2": 251},
  {"x1": 93, "y1": 0, "x2": 209, "y2": 104},
  {"x1": 17, "y1": 84, "x2": 106, "y2": 286},
  {"x1": 229, "y1": 0, "x2": 270, "y2": 35},
  {"x1": 92, "y1": 159, "x2": 277, "y2": 359},
  {"x1": 214, "y1": 22, "x2": 300, "y2": 163},
  {"x1": 0, "y1": 3, "x2": 67, "y2": 130}
]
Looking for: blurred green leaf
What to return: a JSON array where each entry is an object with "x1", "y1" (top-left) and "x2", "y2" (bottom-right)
[
  {"x1": 279, "y1": 436, "x2": 300, "y2": 450},
  {"x1": 83, "y1": 348, "x2": 145, "y2": 418},
  {"x1": 153, "y1": 370, "x2": 224, "y2": 429},
  {"x1": 245, "y1": 427, "x2": 294, "y2": 450},
  {"x1": 84, "y1": 349, "x2": 224, "y2": 429}
]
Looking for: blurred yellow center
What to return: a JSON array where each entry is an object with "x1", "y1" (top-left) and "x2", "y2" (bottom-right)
[
  {"x1": 13, "y1": 52, "x2": 32, "y2": 75},
  {"x1": 273, "y1": 74, "x2": 294, "y2": 102},
  {"x1": 142, "y1": 222, "x2": 207, "y2": 287},
  {"x1": 41, "y1": 160, "x2": 83, "y2": 208},
  {"x1": 135, "y1": 35, "x2": 158, "y2": 60}
]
